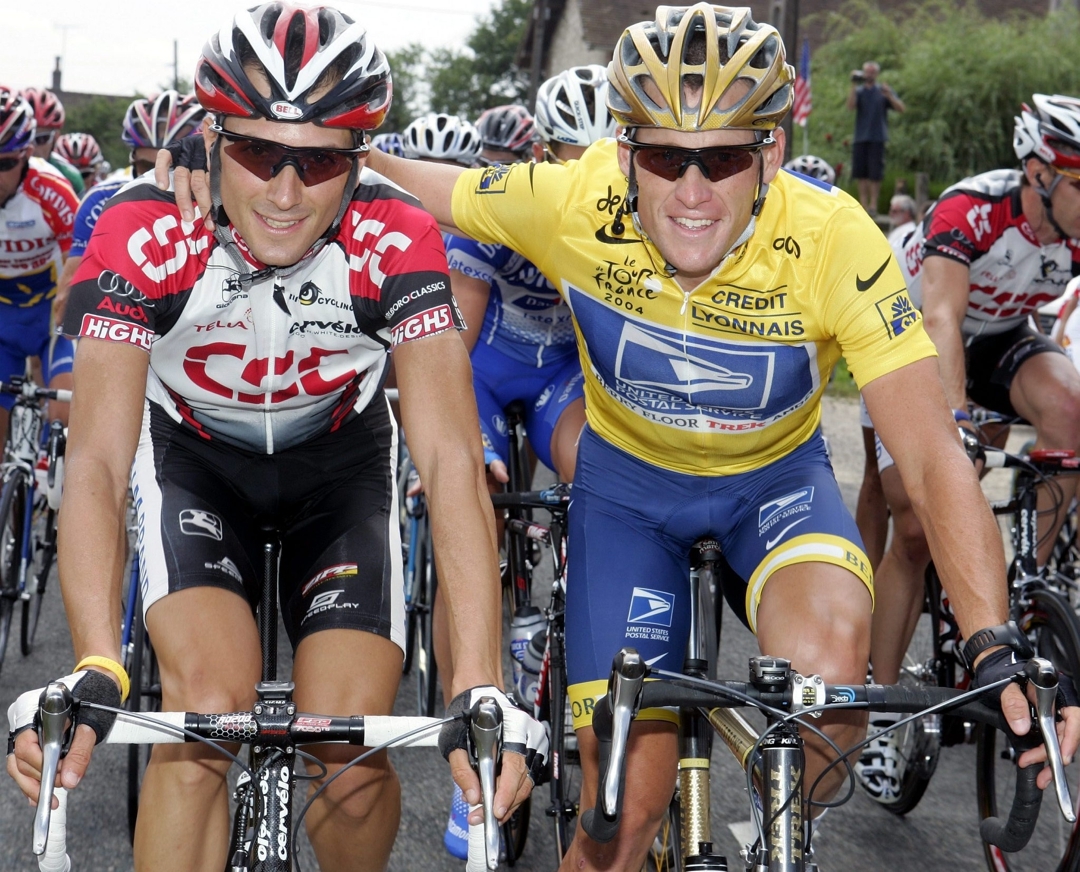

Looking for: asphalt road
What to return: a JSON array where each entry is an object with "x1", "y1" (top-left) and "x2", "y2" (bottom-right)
[{"x1": 0, "y1": 396, "x2": 1045, "y2": 871}]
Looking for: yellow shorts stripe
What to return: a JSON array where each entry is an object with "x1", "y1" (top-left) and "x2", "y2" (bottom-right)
[
  {"x1": 567, "y1": 678, "x2": 681, "y2": 731},
  {"x1": 745, "y1": 533, "x2": 873, "y2": 633}
]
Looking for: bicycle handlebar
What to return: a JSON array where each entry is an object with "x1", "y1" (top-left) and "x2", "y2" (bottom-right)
[
  {"x1": 580, "y1": 648, "x2": 1072, "y2": 855},
  {"x1": 0, "y1": 379, "x2": 71, "y2": 404},
  {"x1": 30, "y1": 687, "x2": 505, "y2": 871},
  {"x1": 489, "y1": 484, "x2": 571, "y2": 510}
]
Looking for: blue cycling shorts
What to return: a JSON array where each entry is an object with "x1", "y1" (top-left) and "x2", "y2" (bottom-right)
[
  {"x1": 565, "y1": 426, "x2": 871, "y2": 729},
  {"x1": 471, "y1": 340, "x2": 584, "y2": 472},
  {"x1": 0, "y1": 304, "x2": 74, "y2": 410}
]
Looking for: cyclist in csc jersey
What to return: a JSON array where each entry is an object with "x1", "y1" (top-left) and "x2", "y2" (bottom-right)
[
  {"x1": 52, "y1": 90, "x2": 208, "y2": 325},
  {"x1": 162, "y1": 6, "x2": 1080, "y2": 871},
  {"x1": 0, "y1": 88, "x2": 77, "y2": 447},
  {"x1": 8, "y1": 6, "x2": 544, "y2": 871},
  {"x1": 856, "y1": 93, "x2": 1080, "y2": 801},
  {"x1": 19, "y1": 87, "x2": 84, "y2": 196}
]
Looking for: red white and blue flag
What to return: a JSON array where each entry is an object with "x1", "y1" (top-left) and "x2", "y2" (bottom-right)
[{"x1": 792, "y1": 39, "x2": 812, "y2": 127}]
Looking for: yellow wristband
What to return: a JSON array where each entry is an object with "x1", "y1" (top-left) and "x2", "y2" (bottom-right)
[{"x1": 74, "y1": 656, "x2": 130, "y2": 704}]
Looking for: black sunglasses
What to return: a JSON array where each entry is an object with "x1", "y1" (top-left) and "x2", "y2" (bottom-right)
[
  {"x1": 0, "y1": 155, "x2": 24, "y2": 172},
  {"x1": 622, "y1": 136, "x2": 773, "y2": 183},
  {"x1": 213, "y1": 125, "x2": 366, "y2": 187}
]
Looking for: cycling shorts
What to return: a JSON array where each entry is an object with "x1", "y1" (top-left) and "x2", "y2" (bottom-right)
[
  {"x1": 565, "y1": 426, "x2": 871, "y2": 729},
  {"x1": 132, "y1": 395, "x2": 405, "y2": 651},
  {"x1": 858, "y1": 396, "x2": 895, "y2": 473},
  {"x1": 471, "y1": 339, "x2": 584, "y2": 472},
  {"x1": 0, "y1": 319, "x2": 74, "y2": 411},
  {"x1": 965, "y1": 321, "x2": 1064, "y2": 417}
]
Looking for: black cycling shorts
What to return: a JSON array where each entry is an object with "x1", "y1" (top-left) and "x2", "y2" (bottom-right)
[
  {"x1": 965, "y1": 322, "x2": 1066, "y2": 417},
  {"x1": 131, "y1": 396, "x2": 404, "y2": 651}
]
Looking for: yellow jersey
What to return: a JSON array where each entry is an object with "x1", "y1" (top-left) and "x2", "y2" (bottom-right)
[{"x1": 451, "y1": 140, "x2": 935, "y2": 475}]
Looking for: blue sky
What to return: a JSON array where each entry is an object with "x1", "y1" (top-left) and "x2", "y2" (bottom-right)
[{"x1": 1, "y1": 0, "x2": 496, "y2": 97}]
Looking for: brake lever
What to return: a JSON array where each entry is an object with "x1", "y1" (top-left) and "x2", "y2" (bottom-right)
[
  {"x1": 602, "y1": 649, "x2": 646, "y2": 818},
  {"x1": 468, "y1": 697, "x2": 502, "y2": 871},
  {"x1": 1026, "y1": 657, "x2": 1076, "y2": 823},
  {"x1": 33, "y1": 682, "x2": 74, "y2": 855}
]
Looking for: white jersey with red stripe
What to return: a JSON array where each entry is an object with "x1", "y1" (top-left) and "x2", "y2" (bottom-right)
[
  {"x1": 895, "y1": 169, "x2": 1080, "y2": 338},
  {"x1": 0, "y1": 156, "x2": 78, "y2": 307},
  {"x1": 63, "y1": 170, "x2": 462, "y2": 454}
]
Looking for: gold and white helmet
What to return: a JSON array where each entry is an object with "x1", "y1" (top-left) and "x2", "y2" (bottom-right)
[{"x1": 607, "y1": 4, "x2": 793, "y2": 131}]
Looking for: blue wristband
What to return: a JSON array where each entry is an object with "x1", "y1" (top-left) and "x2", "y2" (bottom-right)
[{"x1": 953, "y1": 409, "x2": 972, "y2": 423}]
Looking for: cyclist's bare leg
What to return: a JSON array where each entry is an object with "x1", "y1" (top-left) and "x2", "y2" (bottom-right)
[
  {"x1": 1009, "y1": 350, "x2": 1080, "y2": 564},
  {"x1": 293, "y1": 628, "x2": 404, "y2": 872},
  {"x1": 136, "y1": 587, "x2": 262, "y2": 871},
  {"x1": 549, "y1": 397, "x2": 586, "y2": 482},
  {"x1": 868, "y1": 465, "x2": 931, "y2": 685},
  {"x1": 855, "y1": 425, "x2": 888, "y2": 570},
  {"x1": 558, "y1": 721, "x2": 678, "y2": 872},
  {"x1": 755, "y1": 561, "x2": 872, "y2": 806}
]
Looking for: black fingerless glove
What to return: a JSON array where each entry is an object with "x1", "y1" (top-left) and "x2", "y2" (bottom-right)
[{"x1": 165, "y1": 136, "x2": 208, "y2": 173}]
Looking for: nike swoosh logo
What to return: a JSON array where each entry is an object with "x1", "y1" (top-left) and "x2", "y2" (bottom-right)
[
  {"x1": 855, "y1": 256, "x2": 892, "y2": 292},
  {"x1": 595, "y1": 225, "x2": 639, "y2": 245},
  {"x1": 765, "y1": 518, "x2": 808, "y2": 550}
]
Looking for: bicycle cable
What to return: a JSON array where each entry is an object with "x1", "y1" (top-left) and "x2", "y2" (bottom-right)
[{"x1": 291, "y1": 715, "x2": 453, "y2": 872}]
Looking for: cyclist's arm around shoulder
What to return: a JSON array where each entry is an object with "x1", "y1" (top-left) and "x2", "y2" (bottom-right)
[
  {"x1": 366, "y1": 149, "x2": 464, "y2": 233},
  {"x1": 919, "y1": 254, "x2": 972, "y2": 409}
]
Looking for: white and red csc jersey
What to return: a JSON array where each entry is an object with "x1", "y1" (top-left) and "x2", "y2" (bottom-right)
[
  {"x1": 64, "y1": 170, "x2": 462, "y2": 453},
  {"x1": 895, "y1": 169, "x2": 1080, "y2": 338},
  {"x1": 0, "y1": 157, "x2": 78, "y2": 307}
]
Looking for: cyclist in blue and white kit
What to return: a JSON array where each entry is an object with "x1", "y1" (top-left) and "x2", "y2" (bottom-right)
[
  {"x1": 53, "y1": 91, "x2": 207, "y2": 325},
  {"x1": 449, "y1": 75, "x2": 616, "y2": 484}
]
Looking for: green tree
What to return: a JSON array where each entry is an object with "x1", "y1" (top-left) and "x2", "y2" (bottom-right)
[
  {"x1": 382, "y1": 44, "x2": 425, "y2": 134},
  {"x1": 795, "y1": 1, "x2": 1080, "y2": 203},
  {"x1": 64, "y1": 95, "x2": 133, "y2": 170},
  {"x1": 426, "y1": 0, "x2": 531, "y2": 121}
]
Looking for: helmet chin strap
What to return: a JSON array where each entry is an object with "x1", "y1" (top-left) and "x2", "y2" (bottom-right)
[{"x1": 1031, "y1": 162, "x2": 1070, "y2": 241}]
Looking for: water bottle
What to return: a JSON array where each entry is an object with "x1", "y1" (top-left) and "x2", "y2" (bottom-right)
[
  {"x1": 509, "y1": 606, "x2": 544, "y2": 705},
  {"x1": 518, "y1": 629, "x2": 547, "y2": 708}
]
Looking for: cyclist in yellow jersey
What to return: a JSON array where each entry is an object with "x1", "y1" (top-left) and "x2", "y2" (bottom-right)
[{"x1": 162, "y1": 6, "x2": 1080, "y2": 870}]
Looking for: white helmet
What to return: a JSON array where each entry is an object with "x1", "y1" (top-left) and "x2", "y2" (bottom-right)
[
  {"x1": 403, "y1": 113, "x2": 481, "y2": 165},
  {"x1": 534, "y1": 65, "x2": 616, "y2": 148},
  {"x1": 784, "y1": 154, "x2": 835, "y2": 185},
  {"x1": 1014, "y1": 94, "x2": 1080, "y2": 169}
]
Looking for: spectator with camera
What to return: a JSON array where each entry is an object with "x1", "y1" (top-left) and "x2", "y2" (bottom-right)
[{"x1": 847, "y1": 61, "x2": 905, "y2": 214}]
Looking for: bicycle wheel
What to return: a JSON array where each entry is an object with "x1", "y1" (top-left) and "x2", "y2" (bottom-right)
[
  {"x1": 20, "y1": 504, "x2": 55, "y2": 656},
  {"x1": 126, "y1": 586, "x2": 160, "y2": 843},
  {"x1": 401, "y1": 512, "x2": 419, "y2": 677},
  {"x1": 0, "y1": 474, "x2": 28, "y2": 674},
  {"x1": 501, "y1": 794, "x2": 531, "y2": 866},
  {"x1": 413, "y1": 512, "x2": 439, "y2": 717},
  {"x1": 977, "y1": 589, "x2": 1080, "y2": 872},
  {"x1": 871, "y1": 567, "x2": 949, "y2": 816},
  {"x1": 546, "y1": 618, "x2": 580, "y2": 860}
]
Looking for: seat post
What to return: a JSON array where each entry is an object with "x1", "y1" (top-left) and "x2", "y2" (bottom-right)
[{"x1": 259, "y1": 534, "x2": 281, "y2": 682}]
